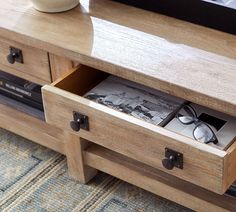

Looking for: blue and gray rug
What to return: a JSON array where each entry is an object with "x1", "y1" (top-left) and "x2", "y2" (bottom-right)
[{"x1": 0, "y1": 128, "x2": 190, "y2": 212}]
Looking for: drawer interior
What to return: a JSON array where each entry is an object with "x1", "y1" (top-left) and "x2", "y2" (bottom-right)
[
  {"x1": 44, "y1": 65, "x2": 236, "y2": 194},
  {"x1": 55, "y1": 66, "x2": 109, "y2": 96},
  {"x1": 53, "y1": 65, "x2": 236, "y2": 151}
]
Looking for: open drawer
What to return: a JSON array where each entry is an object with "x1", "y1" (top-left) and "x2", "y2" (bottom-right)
[{"x1": 42, "y1": 65, "x2": 236, "y2": 194}]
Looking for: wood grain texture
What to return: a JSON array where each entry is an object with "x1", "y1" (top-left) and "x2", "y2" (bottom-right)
[
  {"x1": 224, "y1": 141, "x2": 236, "y2": 191},
  {"x1": 65, "y1": 134, "x2": 97, "y2": 183},
  {"x1": 0, "y1": 104, "x2": 65, "y2": 154},
  {"x1": 0, "y1": 36, "x2": 51, "y2": 83},
  {"x1": 0, "y1": 0, "x2": 235, "y2": 116},
  {"x1": 42, "y1": 79, "x2": 228, "y2": 194},
  {"x1": 49, "y1": 54, "x2": 74, "y2": 81},
  {"x1": 0, "y1": 63, "x2": 49, "y2": 85},
  {"x1": 84, "y1": 144, "x2": 236, "y2": 212}
]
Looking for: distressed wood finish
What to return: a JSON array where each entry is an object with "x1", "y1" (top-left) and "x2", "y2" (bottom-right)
[
  {"x1": 84, "y1": 144, "x2": 236, "y2": 212},
  {"x1": 0, "y1": 104, "x2": 65, "y2": 154},
  {"x1": 224, "y1": 142, "x2": 236, "y2": 191},
  {"x1": 49, "y1": 54, "x2": 80, "y2": 81},
  {"x1": 0, "y1": 36, "x2": 51, "y2": 84},
  {"x1": 0, "y1": 0, "x2": 236, "y2": 210},
  {"x1": 49, "y1": 54, "x2": 74, "y2": 81},
  {"x1": 0, "y1": 0, "x2": 235, "y2": 116},
  {"x1": 65, "y1": 134, "x2": 97, "y2": 183},
  {"x1": 42, "y1": 66, "x2": 231, "y2": 194}
]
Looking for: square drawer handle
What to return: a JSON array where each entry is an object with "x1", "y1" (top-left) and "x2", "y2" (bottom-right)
[
  {"x1": 7, "y1": 47, "x2": 24, "y2": 64},
  {"x1": 70, "y1": 111, "x2": 89, "y2": 132},
  {"x1": 162, "y1": 148, "x2": 183, "y2": 170}
]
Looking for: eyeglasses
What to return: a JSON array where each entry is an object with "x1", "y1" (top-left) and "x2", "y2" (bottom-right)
[{"x1": 176, "y1": 105, "x2": 218, "y2": 145}]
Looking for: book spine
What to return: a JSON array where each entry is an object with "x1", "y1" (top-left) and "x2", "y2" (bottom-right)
[
  {"x1": 0, "y1": 78, "x2": 42, "y2": 104},
  {"x1": 0, "y1": 79, "x2": 43, "y2": 111}
]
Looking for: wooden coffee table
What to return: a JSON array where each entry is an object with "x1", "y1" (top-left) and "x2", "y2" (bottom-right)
[{"x1": 0, "y1": 0, "x2": 235, "y2": 210}]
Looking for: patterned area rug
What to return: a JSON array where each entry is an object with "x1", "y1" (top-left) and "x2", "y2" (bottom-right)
[{"x1": 0, "y1": 128, "x2": 190, "y2": 212}]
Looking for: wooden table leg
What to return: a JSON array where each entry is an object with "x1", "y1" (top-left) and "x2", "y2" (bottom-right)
[{"x1": 65, "y1": 133, "x2": 97, "y2": 183}]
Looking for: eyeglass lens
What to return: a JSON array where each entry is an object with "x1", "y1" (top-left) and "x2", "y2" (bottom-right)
[
  {"x1": 177, "y1": 105, "x2": 197, "y2": 124},
  {"x1": 193, "y1": 123, "x2": 215, "y2": 143}
]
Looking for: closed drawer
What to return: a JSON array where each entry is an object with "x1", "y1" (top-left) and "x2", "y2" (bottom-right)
[
  {"x1": 0, "y1": 37, "x2": 51, "y2": 84},
  {"x1": 42, "y1": 65, "x2": 236, "y2": 194}
]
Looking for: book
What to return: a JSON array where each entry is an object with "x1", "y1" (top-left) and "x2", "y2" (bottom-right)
[
  {"x1": 84, "y1": 75, "x2": 186, "y2": 126},
  {"x1": 0, "y1": 70, "x2": 43, "y2": 111}
]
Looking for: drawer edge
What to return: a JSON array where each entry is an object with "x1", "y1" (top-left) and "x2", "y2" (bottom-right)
[
  {"x1": 84, "y1": 144, "x2": 236, "y2": 211},
  {"x1": 42, "y1": 85, "x2": 227, "y2": 157},
  {"x1": 223, "y1": 142, "x2": 236, "y2": 192},
  {"x1": 0, "y1": 63, "x2": 51, "y2": 85},
  {"x1": 42, "y1": 85, "x2": 228, "y2": 194}
]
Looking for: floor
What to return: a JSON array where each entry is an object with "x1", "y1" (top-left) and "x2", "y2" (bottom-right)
[{"x1": 0, "y1": 128, "x2": 191, "y2": 212}]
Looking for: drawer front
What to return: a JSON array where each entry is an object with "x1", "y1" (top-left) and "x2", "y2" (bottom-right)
[
  {"x1": 42, "y1": 66, "x2": 231, "y2": 194},
  {"x1": 0, "y1": 37, "x2": 51, "y2": 84}
]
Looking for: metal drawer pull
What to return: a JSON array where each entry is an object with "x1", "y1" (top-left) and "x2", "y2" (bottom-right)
[
  {"x1": 70, "y1": 111, "x2": 89, "y2": 132},
  {"x1": 7, "y1": 47, "x2": 24, "y2": 64},
  {"x1": 162, "y1": 148, "x2": 183, "y2": 170}
]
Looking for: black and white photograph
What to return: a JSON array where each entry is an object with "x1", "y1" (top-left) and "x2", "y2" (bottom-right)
[{"x1": 84, "y1": 76, "x2": 186, "y2": 126}]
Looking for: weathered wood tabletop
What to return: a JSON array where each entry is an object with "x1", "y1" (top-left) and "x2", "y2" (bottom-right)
[{"x1": 0, "y1": 0, "x2": 235, "y2": 116}]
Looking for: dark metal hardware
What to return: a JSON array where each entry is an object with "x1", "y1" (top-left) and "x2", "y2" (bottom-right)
[
  {"x1": 162, "y1": 148, "x2": 183, "y2": 170},
  {"x1": 7, "y1": 47, "x2": 24, "y2": 64},
  {"x1": 70, "y1": 111, "x2": 89, "y2": 132}
]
